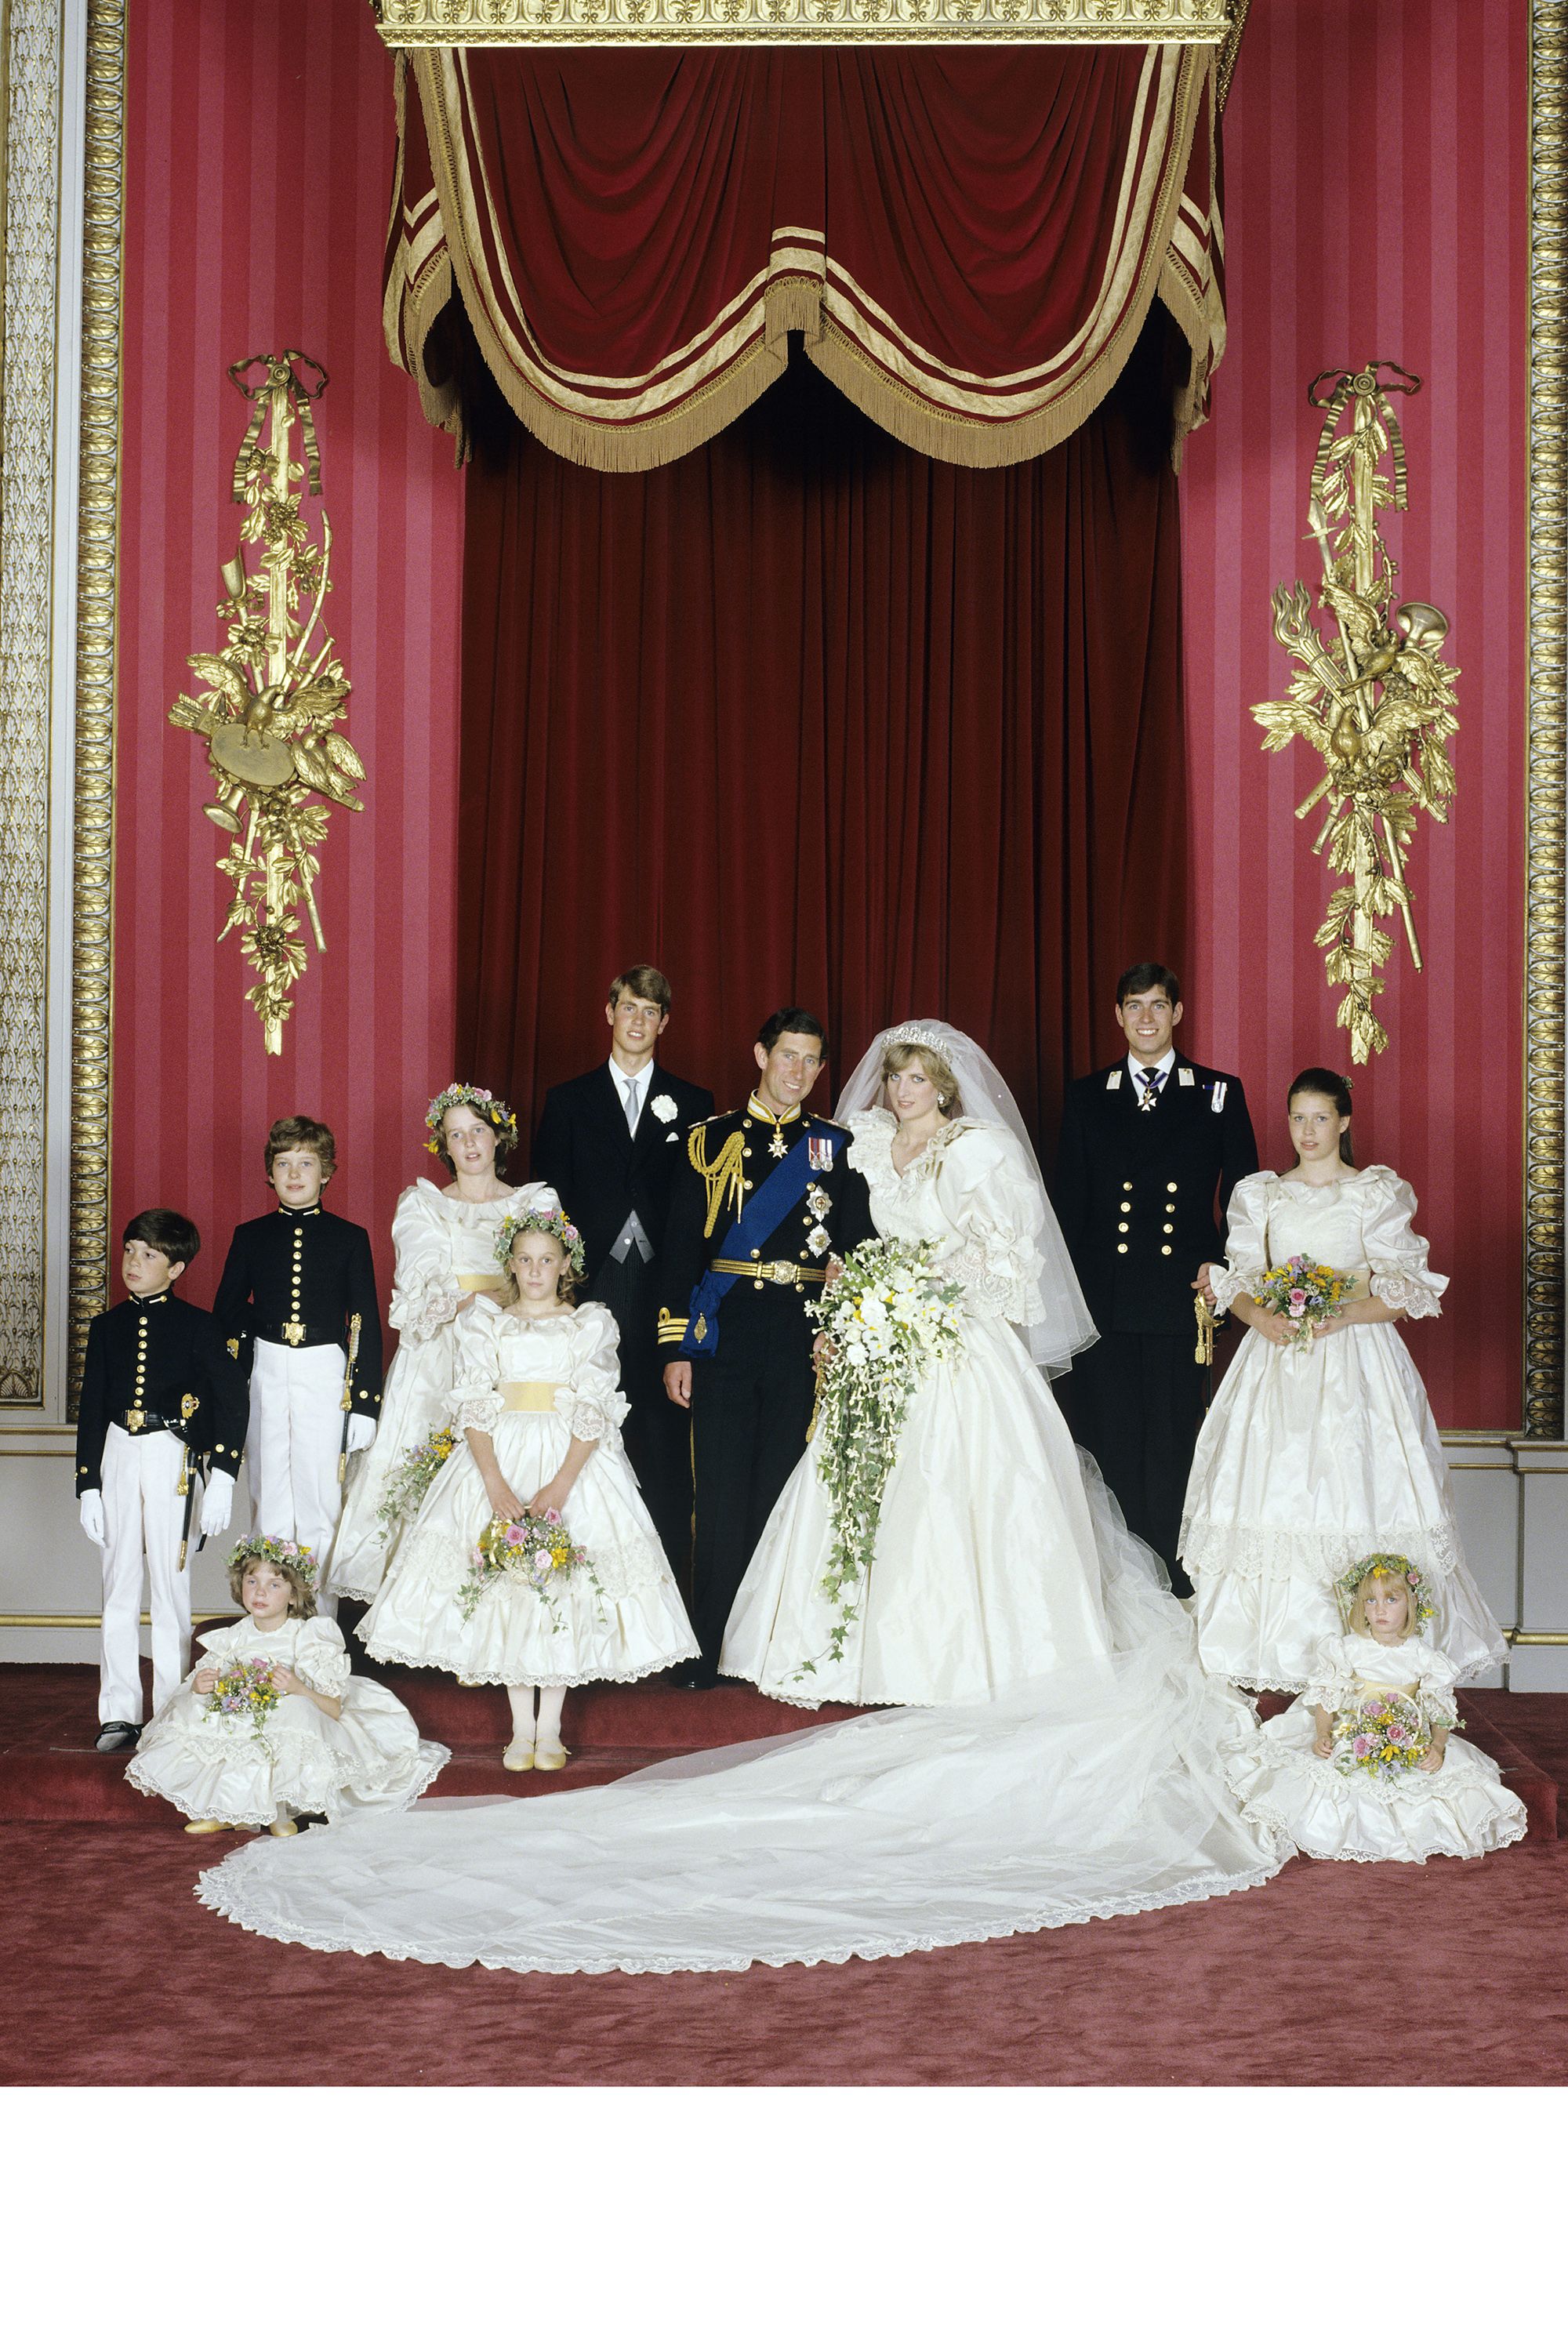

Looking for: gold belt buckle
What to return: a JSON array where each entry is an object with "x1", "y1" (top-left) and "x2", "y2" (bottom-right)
[
  {"x1": 764, "y1": 1261, "x2": 797, "y2": 1287},
  {"x1": 125, "y1": 1407, "x2": 145, "y2": 1433},
  {"x1": 281, "y1": 1319, "x2": 306, "y2": 1346}
]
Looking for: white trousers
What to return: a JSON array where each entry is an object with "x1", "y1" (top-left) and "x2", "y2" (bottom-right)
[
  {"x1": 249, "y1": 1340, "x2": 345, "y2": 1611},
  {"x1": 98, "y1": 1423, "x2": 191, "y2": 1724}
]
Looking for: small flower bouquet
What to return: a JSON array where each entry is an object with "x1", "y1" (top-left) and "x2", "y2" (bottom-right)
[
  {"x1": 205, "y1": 1656, "x2": 284, "y2": 1737},
  {"x1": 376, "y1": 1424, "x2": 457, "y2": 1536},
  {"x1": 795, "y1": 1237, "x2": 964, "y2": 1674},
  {"x1": 458, "y1": 1509, "x2": 602, "y2": 1633},
  {"x1": 1252, "y1": 1254, "x2": 1355, "y2": 1347},
  {"x1": 1333, "y1": 1689, "x2": 1432, "y2": 1781}
]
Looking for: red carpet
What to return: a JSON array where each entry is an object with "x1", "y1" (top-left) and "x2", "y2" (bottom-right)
[{"x1": 5, "y1": 1664, "x2": 1565, "y2": 2086}]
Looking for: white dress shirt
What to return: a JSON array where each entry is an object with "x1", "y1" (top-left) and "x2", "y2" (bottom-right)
[{"x1": 1127, "y1": 1046, "x2": 1176, "y2": 1108}]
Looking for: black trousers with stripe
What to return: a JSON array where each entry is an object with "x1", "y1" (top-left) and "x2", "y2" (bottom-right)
[
  {"x1": 1058, "y1": 1330, "x2": 1207, "y2": 1599},
  {"x1": 689, "y1": 1345, "x2": 817, "y2": 1669}
]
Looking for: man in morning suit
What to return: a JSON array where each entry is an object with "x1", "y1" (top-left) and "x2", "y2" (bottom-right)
[
  {"x1": 532, "y1": 964, "x2": 715, "y2": 1584},
  {"x1": 1053, "y1": 962, "x2": 1257, "y2": 1596},
  {"x1": 659, "y1": 1007, "x2": 876, "y2": 1684}
]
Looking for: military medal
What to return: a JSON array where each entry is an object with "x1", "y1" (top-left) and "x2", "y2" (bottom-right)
[
  {"x1": 808, "y1": 1135, "x2": 834, "y2": 1171},
  {"x1": 768, "y1": 1131, "x2": 789, "y2": 1160}
]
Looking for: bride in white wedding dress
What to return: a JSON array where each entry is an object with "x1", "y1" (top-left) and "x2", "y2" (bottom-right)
[{"x1": 198, "y1": 1025, "x2": 1289, "y2": 1975}]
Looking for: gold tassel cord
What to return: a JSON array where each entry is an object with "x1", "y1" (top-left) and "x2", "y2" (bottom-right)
[
  {"x1": 1251, "y1": 361, "x2": 1459, "y2": 1063},
  {"x1": 689, "y1": 1127, "x2": 750, "y2": 1238},
  {"x1": 169, "y1": 352, "x2": 364, "y2": 1053}
]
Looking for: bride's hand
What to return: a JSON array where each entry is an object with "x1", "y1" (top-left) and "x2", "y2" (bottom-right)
[{"x1": 822, "y1": 1257, "x2": 844, "y2": 1292}]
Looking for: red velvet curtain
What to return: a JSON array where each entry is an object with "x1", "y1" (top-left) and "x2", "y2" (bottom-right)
[{"x1": 456, "y1": 318, "x2": 1189, "y2": 1138}]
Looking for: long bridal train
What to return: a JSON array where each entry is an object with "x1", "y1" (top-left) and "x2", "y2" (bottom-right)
[{"x1": 196, "y1": 1458, "x2": 1288, "y2": 1976}]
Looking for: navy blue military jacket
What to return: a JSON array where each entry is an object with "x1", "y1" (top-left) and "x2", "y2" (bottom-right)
[
  {"x1": 212, "y1": 1203, "x2": 384, "y2": 1414},
  {"x1": 76, "y1": 1292, "x2": 248, "y2": 1494},
  {"x1": 656, "y1": 1102, "x2": 876, "y2": 1367},
  {"x1": 1052, "y1": 1056, "x2": 1258, "y2": 1337}
]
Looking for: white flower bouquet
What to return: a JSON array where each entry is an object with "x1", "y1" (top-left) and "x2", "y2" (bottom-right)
[{"x1": 797, "y1": 1237, "x2": 964, "y2": 1675}]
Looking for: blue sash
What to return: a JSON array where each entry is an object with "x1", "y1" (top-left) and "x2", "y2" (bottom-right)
[{"x1": 682, "y1": 1132, "x2": 818, "y2": 1357}]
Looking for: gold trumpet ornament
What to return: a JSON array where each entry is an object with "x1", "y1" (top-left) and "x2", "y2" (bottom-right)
[
  {"x1": 1252, "y1": 363, "x2": 1459, "y2": 1062},
  {"x1": 169, "y1": 352, "x2": 365, "y2": 1054}
]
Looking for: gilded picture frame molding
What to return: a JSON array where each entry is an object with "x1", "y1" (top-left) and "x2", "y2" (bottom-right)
[{"x1": 369, "y1": 0, "x2": 1235, "y2": 48}]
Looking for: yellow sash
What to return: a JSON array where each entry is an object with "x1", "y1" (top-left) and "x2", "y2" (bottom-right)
[
  {"x1": 457, "y1": 1272, "x2": 506, "y2": 1294},
  {"x1": 498, "y1": 1381, "x2": 557, "y2": 1413}
]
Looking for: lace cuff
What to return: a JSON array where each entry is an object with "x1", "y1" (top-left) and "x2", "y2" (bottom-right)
[
  {"x1": 1301, "y1": 1672, "x2": 1352, "y2": 1715},
  {"x1": 942, "y1": 1240, "x2": 1045, "y2": 1327},
  {"x1": 563, "y1": 1384, "x2": 629, "y2": 1446},
  {"x1": 1369, "y1": 1271, "x2": 1443, "y2": 1320},
  {"x1": 452, "y1": 1384, "x2": 503, "y2": 1437},
  {"x1": 391, "y1": 1281, "x2": 461, "y2": 1344},
  {"x1": 1210, "y1": 1266, "x2": 1259, "y2": 1315}
]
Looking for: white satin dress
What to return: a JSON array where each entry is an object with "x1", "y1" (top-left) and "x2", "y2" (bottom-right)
[
  {"x1": 128, "y1": 1615, "x2": 448, "y2": 1830},
  {"x1": 358, "y1": 1300, "x2": 699, "y2": 1688},
  {"x1": 722, "y1": 1113, "x2": 1112, "y2": 1707},
  {"x1": 195, "y1": 1124, "x2": 1294, "y2": 1977},
  {"x1": 328, "y1": 1179, "x2": 546, "y2": 1601},
  {"x1": 1225, "y1": 1632, "x2": 1526, "y2": 1864},
  {"x1": 1180, "y1": 1167, "x2": 1506, "y2": 1693}
]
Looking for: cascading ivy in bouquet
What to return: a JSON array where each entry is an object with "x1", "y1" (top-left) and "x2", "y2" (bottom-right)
[{"x1": 795, "y1": 1236, "x2": 964, "y2": 1678}]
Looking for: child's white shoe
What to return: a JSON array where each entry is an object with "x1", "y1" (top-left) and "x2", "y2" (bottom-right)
[
  {"x1": 183, "y1": 1818, "x2": 234, "y2": 1835},
  {"x1": 533, "y1": 1743, "x2": 570, "y2": 1773},
  {"x1": 503, "y1": 1737, "x2": 535, "y2": 1772}
]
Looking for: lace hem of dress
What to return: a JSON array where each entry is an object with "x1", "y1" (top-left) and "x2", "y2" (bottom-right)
[
  {"x1": 1221, "y1": 1782, "x2": 1526, "y2": 1867},
  {"x1": 357, "y1": 1635, "x2": 699, "y2": 1689},
  {"x1": 1178, "y1": 1517, "x2": 1465, "y2": 1586},
  {"x1": 127, "y1": 1735, "x2": 449, "y2": 1828},
  {"x1": 1368, "y1": 1272, "x2": 1443, "y2": 1319},
  {"x1": 195, "y1": 1850, "x2": 1287, "y2": 1977}
]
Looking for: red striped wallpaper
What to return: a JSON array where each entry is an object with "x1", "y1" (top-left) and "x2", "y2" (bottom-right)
[
  {"x1": 113, "y1": 0, "x2": 465, "y2": 1306},
  {"x1": 111, "y1": 0, "x2": 1529, "y2": 1428},
  {"x1": 1180, "y1": 0, "x2": 1528, "y2": 1429}
]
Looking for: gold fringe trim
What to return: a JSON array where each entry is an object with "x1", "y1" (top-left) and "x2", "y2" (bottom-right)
[{"x1": 406, "y1": 43, "x2": 1218, "y2": 474}]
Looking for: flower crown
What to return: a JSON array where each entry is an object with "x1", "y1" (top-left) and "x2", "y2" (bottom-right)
[
  {"x1": 1334, "y1": 1553, "x2": 1434, "y2": 1632},
  {"x1": 228, "y1": 1534, "x2": 318, "y2": 1588},
  {"x1": 495, "y1": 1206, "x2": 586, "y2": 1279},
  {"x1": 424, "y1": 1083, "x2": 518, "y2": 1157}
]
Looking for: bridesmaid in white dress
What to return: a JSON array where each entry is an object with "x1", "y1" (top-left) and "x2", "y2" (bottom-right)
[
  {"x1": 1181, "y1": 1067, "x2": 1506, "y2": 1693},
  {"x1": 722, "y1": 1024, "x2": 1119, "y2": 1708},
  {"x1": 326, "y1": 1085, "x2": 547, "y2": 1602}
]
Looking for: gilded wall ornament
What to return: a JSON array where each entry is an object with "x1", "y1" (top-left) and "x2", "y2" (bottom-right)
[
  {"x1": 1251, "y1": 363, "x2": 1459, "y2": 1064},
  {"x1": 168, "y1": 354, "x2": 365, "y2": 1055}
]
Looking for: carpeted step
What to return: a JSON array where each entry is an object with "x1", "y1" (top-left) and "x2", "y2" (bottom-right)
[{"x1": 1, "y1": 1664, "x2": 1559, "y2": 1836}]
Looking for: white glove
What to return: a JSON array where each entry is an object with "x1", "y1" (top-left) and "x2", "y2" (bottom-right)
[
  {"x1": 347, "y1": 1414, "x2": 376, "y2": 1454},
  {"x1": 78, "y1": 1490, "x2": 106, "y2": 1545},
  {"x1": 198, "y1": 1468, "x2": 235, "y2": 1539}
]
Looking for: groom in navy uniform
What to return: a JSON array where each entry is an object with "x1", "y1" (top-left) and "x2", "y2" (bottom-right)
[
  {"x1": 659, "y1": 1007, "x2": 876, "y2": 1682},
  {"x1": 532, "y1": 966, "x2": 714, "y2": 1584},
  {"x1": 1053, "y1": 962, "x2": 1257, "y2": 1596}
]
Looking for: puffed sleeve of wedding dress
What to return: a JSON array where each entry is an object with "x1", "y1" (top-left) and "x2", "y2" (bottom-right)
[
  {"x1": 448, "y1": 1295, "x2": 506, "y2": 1436},
  {"x1": 1409, "y1": 1640, "x2": 1461, "y2": 1731},
  {"x1": 387, "y1": 1184, "x2": 460, "y2": 1342},
  {"x1": 1359, "y1": 1167, "x2": 1447, "y2": 1319},
  {"x1": 931, "y1": 1126, "x2": 1047, "y2": 1327},
  {"x1": 1208, "y1": 1172, "x2": 1272, "y2": 1314},
  {"x1": 292, "y1": 1617, "x2": 353, "y2": 1700},
  {"x1": 561, "y1": 1304, "x2": 630, "y2": 1447},
  {"x1": 1300, "y1": 1635, "x2": 1356, "y2": 1715}
]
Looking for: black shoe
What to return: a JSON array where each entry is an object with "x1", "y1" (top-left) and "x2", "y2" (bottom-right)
[{"x1": 95, "y1": 1721, "x2": 140, "y2": 1753}]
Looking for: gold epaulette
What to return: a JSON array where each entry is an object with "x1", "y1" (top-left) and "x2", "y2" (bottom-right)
[
  {"x1": 656, "y1": 1310, "x2": 689, "y2": 1346},
  {"x1": 688, "y1": 1121, "x2": 749, "y2": 1238}
]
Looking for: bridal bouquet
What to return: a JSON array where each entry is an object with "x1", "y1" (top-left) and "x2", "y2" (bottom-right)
[
  {"x1": 795, "y1": 1237, "x2": 964, "y2": 1675},
  {"x1": 376, "y1": 1423, "x2": 457, "y2": 1536},
  {"x1": 1332, "y1": 1688, "x2": 1436, "y2": 1781},
  {"x1": 459, "y1": 1509, "x2": 603, "y2": 1635},
  {"x1": 205, "y1": 1657, "x2": 285, "y2": 1737},
  {"x1": 1252, "y1": 1254, "x2": 1355, "y2": 1347}
]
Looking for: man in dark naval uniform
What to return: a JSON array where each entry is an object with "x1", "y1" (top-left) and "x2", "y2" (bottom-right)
[
  {"x1": 659, "y1": 1007, "x2": 876, "y2": 1682},
  {"x1": 532, "y1": 964, "x2": 714, "y2": 1585},
  {"x1": 1053, "y1": 962, "x2": 1257, "y2": 1595}
]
